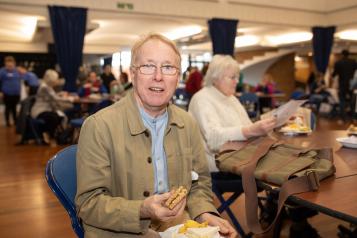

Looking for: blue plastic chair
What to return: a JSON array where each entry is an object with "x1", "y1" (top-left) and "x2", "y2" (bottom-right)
[
  {"x1": 239, "y1": 92, "x2": 260, "y2": 119},
  {"x1": 45, "y1": 145, "x2": 84, "y2": 238}
]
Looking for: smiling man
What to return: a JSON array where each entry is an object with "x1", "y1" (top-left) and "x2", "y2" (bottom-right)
[{"x1": 75, "y1": 34, "x2": 237, "y2": 238}]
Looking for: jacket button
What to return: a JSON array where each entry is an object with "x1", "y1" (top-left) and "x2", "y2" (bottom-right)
[
  {"x1": 147, "y1": 157, "x2": 152, "y2": 163},
  {"x1": 144, "y1": 131, "x2": 150, "y2": 137},
  {"x1": 143, "y1": 191, "x2": 150, "y2": 197}
]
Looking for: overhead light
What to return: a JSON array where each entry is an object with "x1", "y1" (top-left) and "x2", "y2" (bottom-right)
[
  {"x1": 163, "y1": 25, "x2": 202, "y2": 41},
  {"x1": 337, "y1": 30, "x2": 357, "y2": 41},
  {"x1": 294, "y1": 56, "x2": 302, "y2": 62},
  {"x1": 264, "y1": 32, "x2": 312, "y2": 46},
  {"x1": 235, "y1": 35, "x2": 260, "y2": 48}
]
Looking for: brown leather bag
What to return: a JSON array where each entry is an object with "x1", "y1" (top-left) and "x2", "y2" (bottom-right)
[{"x1": 216, "y1": 136, "x2": 336, "y2": 234}]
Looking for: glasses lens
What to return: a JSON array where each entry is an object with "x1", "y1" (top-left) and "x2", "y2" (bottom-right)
[
  {"x1": 140, "y1": 65, "x2": 156, "y2": 75},
  {"x1": 161, "y1": 66, "x2": 177, "y2": 75}
]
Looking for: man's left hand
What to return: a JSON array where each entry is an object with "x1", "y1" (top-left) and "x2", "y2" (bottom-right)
[{"x1": 196, "y1": 213, "x2": 237, "y2": 238}]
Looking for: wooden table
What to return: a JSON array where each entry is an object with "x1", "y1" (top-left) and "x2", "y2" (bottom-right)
[
  {"x1": 221, "y1": 130, "x2": 357, "y2": 224},
  {"x1": 276, "y1": 130, "x2": 357, "y2": 224}
]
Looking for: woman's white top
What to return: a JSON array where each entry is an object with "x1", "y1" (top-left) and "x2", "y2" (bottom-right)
[{"x1": 189, "y1": 86, "x2": 252, "y2": 171}]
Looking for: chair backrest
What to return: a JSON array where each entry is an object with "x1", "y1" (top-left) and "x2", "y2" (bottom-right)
[
  {"x1": 239, "y1": 92, "x2": 260, "y2": 119},
  {"x1": 45, "y1": 145, "x2": 84, "y2": 238},
  {"x1": 290, "y1": 90, "x2": 306, "y2": 100}
]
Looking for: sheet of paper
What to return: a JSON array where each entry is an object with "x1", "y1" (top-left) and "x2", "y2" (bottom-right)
[{"x1": 274, "y1": 100, "x2": 307, "y2": 127}]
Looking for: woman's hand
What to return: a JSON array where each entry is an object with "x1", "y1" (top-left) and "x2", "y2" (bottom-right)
[{"x1": 243, "y1": 117, "x2": 277, "y2": 138}]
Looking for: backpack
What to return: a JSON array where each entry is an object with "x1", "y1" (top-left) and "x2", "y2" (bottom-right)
[{"x1": 216, "y1": 136, "x2": 335, "y2": 234}]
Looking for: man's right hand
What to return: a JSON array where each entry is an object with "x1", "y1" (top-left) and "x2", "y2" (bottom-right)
[{"x1": 140, "y1": 192, "x2": 186, "y2": 222}]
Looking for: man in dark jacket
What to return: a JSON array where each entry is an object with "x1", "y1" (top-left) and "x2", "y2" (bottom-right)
[{"x1": 332, "y1": 49, "x2": 357, "y2": 120}]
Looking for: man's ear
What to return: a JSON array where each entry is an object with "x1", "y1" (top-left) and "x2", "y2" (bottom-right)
[{"x1": 129, "y1": 67, "x2": 135, "y2": 86}]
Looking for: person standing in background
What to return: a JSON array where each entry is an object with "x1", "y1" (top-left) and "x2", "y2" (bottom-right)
[
  {"x1": 332, "y1": 49, "x2": 357, "y2": 121},
  {"x1": 17, "y1": 64, "x2": 40, "y2": 96},
  {"x1": 0, "y1": 56, "x2": 21, "y2": 127},
  {"x1": 100, "y1": 64, "x2": 116, "y2": 92},
  {"x1": 185, "y1": 66, "x2": 203, "y2": 99}
]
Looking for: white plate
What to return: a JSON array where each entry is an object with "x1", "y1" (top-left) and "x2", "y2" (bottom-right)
[
  {"x1": 279, "y1": 129, "x2": 312, "y2": 135},
  {"x1": 159, "y1": 224, "x2": 223, "y2": 238},
  {"x1": 336, "y1": 137, "x2": 357, "y2": 149}
]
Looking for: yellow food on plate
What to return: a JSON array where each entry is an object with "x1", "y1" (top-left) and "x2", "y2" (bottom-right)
[
  {"x1": 348, "y1": 124, "x2": 357, "y2": 132},
  {"x1": 281, "y1": 123, "x2": 311, "y2": 133},
  {"x1": 178, "y1": 220, "x2": 208, "y2": 233}
]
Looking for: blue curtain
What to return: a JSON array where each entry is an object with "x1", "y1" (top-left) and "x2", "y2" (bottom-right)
[
  {"x1": 208, "y1": 18, "x2": 238, "y2": 56},
  {"x1": 312, "y1": 26, "x2": 335, "y2": 74},
  {"x1": 48, "y1": 6, "x2": 87, "y2": 92}
]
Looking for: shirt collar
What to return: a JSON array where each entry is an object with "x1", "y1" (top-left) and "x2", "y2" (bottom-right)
[{"x1": 126, "y1": 90, "x2": 184, "y2": 135}]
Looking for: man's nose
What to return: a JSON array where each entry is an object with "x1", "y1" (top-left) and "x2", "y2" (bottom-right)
[{"x1": 154, "y1": 67, "x2": 163, "y2": 81}]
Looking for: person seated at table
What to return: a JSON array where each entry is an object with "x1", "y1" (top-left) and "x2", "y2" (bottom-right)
[
  {"x1": 31, "y1": 69, "x2": 73, "y2": 145},
  {"x1": 75, "y1": 33, "x2": 237, "y2": 238},
  {"x1": 254, "y1": 73, "x2": 276, "y2": 111},
  {"x1": 308, "y1": 72, "x2": 334, "y2": 113},
  {"x1": 189, "y1": 55, "x2": 277, "y2": 172},
  {"x1": 78, "y1": 71, "x2": 108, "y2": 98},
  {"x1": 119, "y1": 71, "x2": 133, "y2": 90},
  {"x1": 100, "y1": 64, "x2": 116, "y2": 92}
]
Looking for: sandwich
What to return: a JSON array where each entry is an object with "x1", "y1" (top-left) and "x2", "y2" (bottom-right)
[{"x1": 164, "y1": 186, "x2": 188, "y2": 210}]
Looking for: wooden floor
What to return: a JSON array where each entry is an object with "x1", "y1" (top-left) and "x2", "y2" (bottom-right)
[{"x1": 0, "y1": 114, "x2": 353, "y2": 238}]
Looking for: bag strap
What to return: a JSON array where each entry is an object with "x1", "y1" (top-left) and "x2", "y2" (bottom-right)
[{"x1": 241, "y1": 137, "x2": 321, "y2": 234}]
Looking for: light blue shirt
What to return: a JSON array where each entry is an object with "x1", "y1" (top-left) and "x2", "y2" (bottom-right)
[{"x1": 139, "y1": 107, "x2": 169, "y2": 194}]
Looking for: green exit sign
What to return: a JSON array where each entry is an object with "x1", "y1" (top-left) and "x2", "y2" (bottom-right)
[{"x1": 117, "y1": 2, "x2": 134, "y2": 10}]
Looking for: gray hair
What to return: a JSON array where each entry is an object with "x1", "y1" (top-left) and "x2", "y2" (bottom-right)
[
  {"x1": 43, "y1": 69, "x2": 59, "y2": 86},
  {"x1": 204, "y1": 55, "x2": 240, "y2": 86},
  {"x1": 130, "y1": 33, "x2": 181, "y2": 69}
]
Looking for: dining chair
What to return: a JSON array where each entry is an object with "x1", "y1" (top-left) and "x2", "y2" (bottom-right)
[
  {"x1": 211, "y1": 172, "x2": 252, "y2": 238},
  {"x1": 45, "y1": 145, "x2": 84, "y2": 238},
  {"x1": 16, "y1": 96, "x2": 45, "y2": 145},
  {"x1": 239, "y1": 92, "x2": 260, "y2": 119},
  {"x1": 70, "y1": 99, "x2": 113, "y2": 142}
]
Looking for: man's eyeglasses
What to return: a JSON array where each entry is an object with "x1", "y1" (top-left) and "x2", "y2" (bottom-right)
[{"x1": 133, "y1": 64, "x2": 179, "y2": 75}]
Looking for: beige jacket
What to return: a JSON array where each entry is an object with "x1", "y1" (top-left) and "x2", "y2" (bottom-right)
[{"x1": 75, "y1": 91, "x2": 217, "y2": 238}]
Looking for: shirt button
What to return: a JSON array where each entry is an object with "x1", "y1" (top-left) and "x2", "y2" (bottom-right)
[
  {"x1": 159, "y1": 181, "x2": 162, "y2": 185},
  {"x1": 143, "y1": 191, "x2": 150, "y2": 197},
  {"x1": 147, "y1": 157, "x2": 152, "y2": 163}
]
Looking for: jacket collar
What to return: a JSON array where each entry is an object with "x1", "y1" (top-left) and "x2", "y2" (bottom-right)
[{"x1": 126, "y1": 90, "x2": 184, "y2": 136}]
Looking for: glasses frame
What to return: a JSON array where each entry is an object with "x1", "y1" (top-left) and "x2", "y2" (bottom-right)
[{"x1": 132, "y1": 64, "x2": 179, "y2": 76}]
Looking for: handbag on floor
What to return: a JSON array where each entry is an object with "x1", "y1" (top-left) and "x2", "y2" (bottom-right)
[{"x1": 216, "y1": 136, "x2": 335, "y2": 234}]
